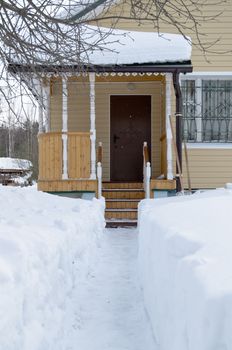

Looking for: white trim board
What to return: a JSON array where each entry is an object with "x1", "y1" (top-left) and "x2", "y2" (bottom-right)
[
  {"x1": 184, "y1": 143, "x2": 232, "y2": 149},
  {"x1": 181, "y1": 72, "x2": 232, "y2": 79}
]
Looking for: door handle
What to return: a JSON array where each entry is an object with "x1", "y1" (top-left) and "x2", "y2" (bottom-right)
[{"x1": 113, "y1": 134, "x2": 120, "y2": 144}]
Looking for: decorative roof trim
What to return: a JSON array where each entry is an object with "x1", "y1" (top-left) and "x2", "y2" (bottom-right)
[{"x1": 8, "y1": 62, "x2": 193, "y2": 76}]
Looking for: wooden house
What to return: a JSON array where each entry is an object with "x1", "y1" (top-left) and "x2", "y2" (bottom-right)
[{"x1": 9, "y1": 0, "x2": 232, "y2": 225}]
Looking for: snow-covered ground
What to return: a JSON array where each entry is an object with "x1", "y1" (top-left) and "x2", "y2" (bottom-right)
[
  {"x1": 61, "y1": 228, "x2": 157, "y2": 350},
  {"x1": 138, "y1": 189, "x2": 232, "y2": 350},
  {"x1": 0, "y1": 186, "x2": 104, "y2": 350}
]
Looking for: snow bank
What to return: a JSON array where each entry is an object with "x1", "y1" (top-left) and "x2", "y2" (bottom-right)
[
  {"x1": 0, "y1": 186, "x2": 104, "y2": 350},
  {"x1": 138, "y1": 189, "x2": 232, "y2": 350}
]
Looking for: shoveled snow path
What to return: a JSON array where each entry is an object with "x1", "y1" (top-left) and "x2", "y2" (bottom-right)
[{"x1": 63, "y1": 228, "x2": 157, "y2": 350}]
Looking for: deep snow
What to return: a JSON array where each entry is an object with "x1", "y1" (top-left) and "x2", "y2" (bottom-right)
[
  {"x1": 0, "y1": 186, "x2": 156, "y2": 350},
  {"x1": 0, "y1": 186, "x2": 104, "y2": 350},
  {"x1": 138, "y1": 189, "x2": 232, "y2": 350}
]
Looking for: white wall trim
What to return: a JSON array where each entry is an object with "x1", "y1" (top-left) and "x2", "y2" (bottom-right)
[
  {"x1": 39, "y1": 82, "x2": 43, "y2": 133},
  {"x1": 185, "y1": 143, "x2": 232, "y2": 149},
  {"x1": 165, "y1": 73, "x2": 173, "y2": 180},
  {"x1": 89, "y1": 72, "x2": 96, "y2": 180},
  {"x1": 181, "y1": 72, "x2": 232, "y2": 80}
]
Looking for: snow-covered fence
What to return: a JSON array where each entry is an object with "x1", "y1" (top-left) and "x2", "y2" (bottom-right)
[{"x1": 138, "y1": 190, "x2": 232, "y2": 350}]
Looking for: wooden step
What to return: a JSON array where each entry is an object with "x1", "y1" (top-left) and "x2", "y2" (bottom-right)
[
  {"x1": 103, "y1": 189, "x2": 144, "y2": 200},
  {"x1": 103, "y1": 182, "x2": 143, "y2": 189},
  {"x1": 106, "y1": 199, "x2": 140, "y2": 209},
  {"x1": 106, "y1": 219, "x2": 137, "y2": 228},
  {"x1": 105, "y1": 209, "x2": 137, "y2": 220}
]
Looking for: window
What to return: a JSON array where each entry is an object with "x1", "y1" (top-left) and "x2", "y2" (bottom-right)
[{"x1": 182, "y1": 78, "x2": 232, "y2": 142}]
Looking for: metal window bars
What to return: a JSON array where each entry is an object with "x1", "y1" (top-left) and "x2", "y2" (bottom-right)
[{"x1": 182, "y1": 79, "x2": 232, "y2": 142}]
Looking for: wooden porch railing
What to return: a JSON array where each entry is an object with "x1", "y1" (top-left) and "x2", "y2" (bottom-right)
[
  {"x1": 143, "y1": 142, "x2": 151, "y2": 199},
  {"x1": 38, "y1": 132, "x2": 91, "y2": 180}
]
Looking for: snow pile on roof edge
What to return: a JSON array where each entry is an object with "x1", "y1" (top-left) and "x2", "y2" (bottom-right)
[{"x1": 86, "y1": 26, "x2": 192, "y2": 65}]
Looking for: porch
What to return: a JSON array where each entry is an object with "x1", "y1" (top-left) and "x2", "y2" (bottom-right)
[
  {"x1": 8, "y1": 27, "x2": 192, "y2": 224},
  {"x1": 36, "y1": 69, "x2": 184, "y2": 200}
]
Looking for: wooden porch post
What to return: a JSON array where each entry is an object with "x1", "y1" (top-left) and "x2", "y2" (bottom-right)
[
  {"x1": 166, "y1": 73, "x2": 173, "y2": 180},
  {"x1": 89, "y1": 72, "x2": 96, "y2": 180},
  {"x1": 62, "y1": 77, "x2": 68, "y2": 180}
]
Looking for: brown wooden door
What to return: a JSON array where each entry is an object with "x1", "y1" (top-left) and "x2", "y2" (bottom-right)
[{"x1": 110, "y1": 95, "x2": 151, "y2": 182}]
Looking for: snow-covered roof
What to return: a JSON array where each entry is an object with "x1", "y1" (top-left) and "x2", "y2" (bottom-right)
[
  {"x1": 0, "y1": 158, "x2": 32, "y2": 171},
  {"x1": 86, "y1": 27, "x2": 192, "y2": 66}
]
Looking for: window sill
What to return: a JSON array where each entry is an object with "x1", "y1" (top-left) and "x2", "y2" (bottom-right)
[{"x1": 184, "y1": 143, "x2": 232, "y2": 149}]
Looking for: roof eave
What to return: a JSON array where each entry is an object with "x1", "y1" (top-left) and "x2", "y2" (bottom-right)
[{"x1": 8, "y1": 61, "x2": 193, "y2": 75}]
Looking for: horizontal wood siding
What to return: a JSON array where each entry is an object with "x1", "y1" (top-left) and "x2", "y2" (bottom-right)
[
  {"x1": 38, "y1": 132, "x2": 90, "y2": 181},
  {"x1": 68, "y1": 78, "x2": 90, "y2": 132},
  {"x1": 95, "y1": 0, "x2": 232, "y2": 72},
  {"x1": 183, "y1": 148, "x2": 232, "y2": 188},
  {"x1": 50, "y1": 78, "x2": 62, "y2": 131},
  {"x1": 49, "y1": 76, "x2": 169, "y2": 182},
  {"x1": 95, "y1": 80, "x2": 164, "y2": 181}
]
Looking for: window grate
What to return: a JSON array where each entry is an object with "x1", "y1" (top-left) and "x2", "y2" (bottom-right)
[{"x1": 182, "y1": 79, "x2": 232, "y2": 142}]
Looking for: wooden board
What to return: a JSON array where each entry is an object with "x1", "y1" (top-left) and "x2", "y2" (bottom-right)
[
  {"x1": 150, "y1": 179, "x2": 176, "y2": 190},
  {"x1": 37, "y1": 179, "x2": 97, "y2": 193}
]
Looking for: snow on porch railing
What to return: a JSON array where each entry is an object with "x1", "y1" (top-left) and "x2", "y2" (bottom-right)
[
  {"x1": 97, "y1": 142, "x2": 103, "y2": 199},
  {"x1": 143, "y1": 142, "x2": 151, "y2": 199}
]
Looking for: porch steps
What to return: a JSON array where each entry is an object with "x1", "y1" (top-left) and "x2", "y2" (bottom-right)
[{"x1": 103, "y1": 183, "x2": 144, "y2": 227}]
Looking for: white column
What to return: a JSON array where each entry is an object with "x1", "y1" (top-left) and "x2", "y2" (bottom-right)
[
  {"x1": 44, "y1": 84, "x2": 50, "y2": 132},
  {"x1": 89, "y1": 72, "x2": 96, "y2": 180},
  {"x1": 39, "y1": 81, "x2": 43, "y2": 133},
  {"x1": 195, "y1": 78, "x2": 202, "y2": 142},
  {"x1": 62, "y1": 77, "x2": 68, "y2": 180},
  {"x1": 166, "y1": 73, "x2": 173, "y2": 180}
]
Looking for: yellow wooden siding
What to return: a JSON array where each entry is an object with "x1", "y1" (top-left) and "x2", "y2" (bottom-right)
[
  {"x1": 182, "y1": 148, "x2": 232, "y2": 188},
  {"x1": 95, "y1": 0, "x2": 232, "y2": 72},
  {"x1": 38, "y1": 180, "x2": 97, "y2": 193},
  {"x1": 49, "y1": 77, "x2": 165, "y2": 181},
  {"x1": 50, "y1": 78, "x2": 62, "y2": 131},
  {"x1": 95, "y1": 80, "x2": 164, "y2": 181},
  {"x1": 68, "y1": 79, "x2": 90, "y2": 132}
]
